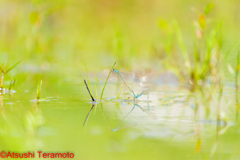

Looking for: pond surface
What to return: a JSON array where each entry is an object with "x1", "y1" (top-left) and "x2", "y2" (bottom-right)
[{"x1": 0, "y1": 80, "x2": 239, "y2": 160}]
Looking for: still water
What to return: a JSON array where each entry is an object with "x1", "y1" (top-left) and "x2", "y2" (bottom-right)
[{"x1": 0, "y1": 79, "x2": 239, "y2": 160}]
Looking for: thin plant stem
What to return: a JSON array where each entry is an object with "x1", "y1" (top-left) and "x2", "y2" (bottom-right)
[
  {"x1": 85, "y1": 63, "x2": 93, "y2": 96},
  {"x1": 84, "y1": 79, "x2": 95, "y2": 101},
  {"x1": 94, "y1": 84, "x2": 98, "y2": 114},
  {"x1": 100, "y1": 62, "x2": 116, "y2": 100},
  {"x1": 0, "y1": 59, "x2": 21, "y2": 88},
  {"x1": 37, "y1": 80, "x2": 42, "y2": 103}
]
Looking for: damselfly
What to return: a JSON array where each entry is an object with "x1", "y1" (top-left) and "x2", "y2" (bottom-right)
[{"x1": 112, "y1": 69, "x2": 158, "y2": 101}]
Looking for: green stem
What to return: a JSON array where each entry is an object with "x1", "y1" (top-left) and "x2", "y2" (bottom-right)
[
  {"x1": 100, "y1": 62, "x2": 116, "y2": 100},
  {"x1": 86, "y1": 63, "x2": 93, "y2": 96},
  {"x1": 0, "y1": 73, "x2": 4, "y2": 88}
]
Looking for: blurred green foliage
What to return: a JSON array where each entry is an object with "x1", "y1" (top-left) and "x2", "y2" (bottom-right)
[
  {"x1": 0, "y1": 1, "x2": 239, "y2": 159},
  {"x1": 0, "y1": 0, "x2": 239, "y2": 73}
]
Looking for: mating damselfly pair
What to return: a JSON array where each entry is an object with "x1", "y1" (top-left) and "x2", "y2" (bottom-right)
[{"x1": 112, "y1": 69, "x2": 158, "y2": 101}]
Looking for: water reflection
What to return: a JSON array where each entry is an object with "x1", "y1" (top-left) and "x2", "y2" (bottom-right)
[
  {"x1": 82, "y1": 91, "x2": 235, "y2": 143},
  {"x1": 0, "y1": 83, "x2": 239, "y2": 159},
  {"x1": 83, "y1": 104, "x2": 95, "y2": 126},
  {"x1": 0, "y1": 92, "x2": 45, "y2": 151},
  {"x1": 113, "y1": 103, "x2": 158, "y2": 132}
]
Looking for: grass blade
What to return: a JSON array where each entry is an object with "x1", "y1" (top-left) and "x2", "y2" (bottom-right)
[
  {"x1": 223, "y1": 40, "x2": 238, "y2": 60},
  {"x1": 95, "y1": 84, "x2": 98, "y2": 100},
  {"x1": 5, "y1": 60, "x2": 22, "y2": 74},
  {"x1": 0, "y1": 66, "x2": 4, "y2": 73},
  {"x1": 37, "y1": 80, "x2": 42, "y2": 101},
  {"x1": 173, "y1": 21, "x2": 190, "y2": 70},
  {"x1": 9, "y1": 78, "x2": 16, "y2": 91},
  {"x1": 3, "y1": 57, "x2": 9, "y2": 69},
  {"x1": 94, "y1": 84, "x2": 98, "y2": 114},
  {"x1": 204, "y1": 3, "x2": 214, "y2": 16},
  {"x1": 100, "y1": 62, "x2": 116, "y2": 100},
  {"x1": 85, "y1": 62, "x2": 93, "y2": 96}
]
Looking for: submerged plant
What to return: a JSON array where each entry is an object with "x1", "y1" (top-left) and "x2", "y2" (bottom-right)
[
  {"x1": 0, "y1": 59, "x2": 22, "y2": 88},
  {"x1": 8, "y1": 78, "x2": 16, "y2": 92},
  {"x1": 37, "y1": 80, "x2": 42, "y2": 103}
]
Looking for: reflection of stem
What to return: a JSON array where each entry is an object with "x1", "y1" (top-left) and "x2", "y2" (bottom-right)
[
  {"x1": 83, "y1": 104, "x2": 95, "y2": 126},
  {"x1": 194, "y1": 93, "x2": 199, "y2": 117},
  {"x1": 114, "y1": 102, "x2": 157, "y2": 132},
  {"x1": 0, "y1": 96, "x2": 6, "y2": 120},
  {"x1": 0, "y1": 73, "x2": 4, "y2": 88},
  {"x1": 9, "y1": 92, "x2": 14, "y2": 105},
  {"x1": 236, "y1": 79, "x2": 238, "y2": 120},
  {"x1": 216, "y1": 115, "x2": 220, "y2": 158},
  {"x1": 195, "y1": 118, "x2": 201, "y2": 153},
  {"x1": 236, "y1": 53, "x2": 240, "y2": 121},
  {"x1": 115, "y1": 102, "x2": 122, "y2": 113},
  {"x1": 216, "y1": 79, "x2": 223, "y2": 159},
  {"x1": 194, "y1": 91, "x2": 201, "y2": 153},
  {"x1": 147, "y1": 93, "x2": 149, "y2": 102},
  {"x1": 0, "y1": 96, "x2": 3, "y2": 109},
  {"x1": 94, "y1": 104, "x2": 98, "y2": 115},
  {"x1": 236, "y1": 71, "x2": 239, "y2": 120},
  {"x1": 84, "y1": 104, "x2": 93, "y2": 136},
  {"x1": 94, "y1": 84, "x2": 98, "y2": 115}
]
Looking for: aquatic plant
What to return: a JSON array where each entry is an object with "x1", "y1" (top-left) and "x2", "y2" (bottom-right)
[
  {"x1": 84, "y1": 79, "x2": 95, "y2": 102},
  {"x1": 156, "y1": 4, "x2": 224, "y2": 85},
  {"x1": 37, "y1": 80, "x2": 42, "y2": 103},
  {"x1": 8, "y1": 78, "x2": 16, "y2": 92},
  {"x1": 94, "y1": 84, "x2": 98, "y2": 114},
  {"x1": 100, "y1": 62, "x2": 116, "y2": 100},
  {"x1": 0, "y1": 59, "x2": 22, "y2": 88},
  {"x1": 95, "y1": 84, "x2": 98, "y2": 101},
  {"x1": 85, "y1": 63, "x2": 93, "y2": 96},
  {"x1": 156, "y1": 4, "x2": 227, "y2": 117}
]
